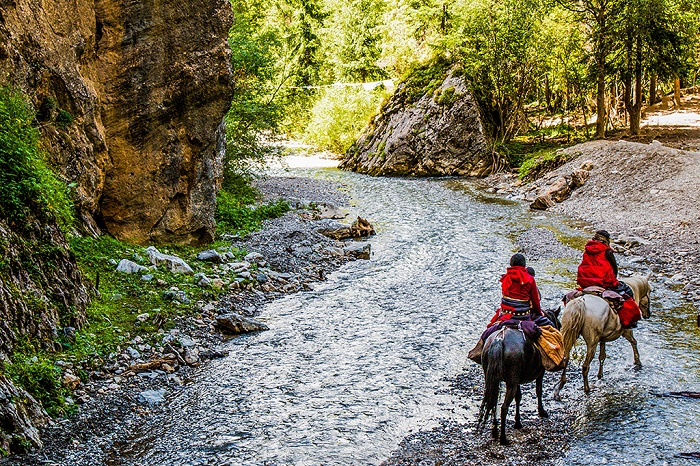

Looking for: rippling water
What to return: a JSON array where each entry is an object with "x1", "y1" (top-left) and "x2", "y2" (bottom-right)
[{"x1": 112, "y1": 166, "x2": 700, "y2": 465}]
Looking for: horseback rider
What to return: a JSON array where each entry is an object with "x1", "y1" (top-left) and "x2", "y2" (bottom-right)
[
  {"x1": 577, "y1": 230, "x2": 641, "y2": 328},
  {"x1": 469, "y1": 254, "x2": 554, "y2": 363}
]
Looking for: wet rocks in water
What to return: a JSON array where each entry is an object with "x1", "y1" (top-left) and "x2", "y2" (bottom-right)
[
  {"x1": 145, "y1": 246, "x2": 194, "y2": 274},
  {"x1": 350, "y1": 216, "x2": 375, "y2": 237},
  {"x1": 215, "y1": 313, "x2": 269, "y2": 334},
  {"x1": 138, "y1": 389, "x2": 166, "y2": 405},
  {"x1": 115, "y1": 259, "x2": 148, "y2": 274}
]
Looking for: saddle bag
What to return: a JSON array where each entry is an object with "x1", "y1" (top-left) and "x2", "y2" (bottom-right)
[{"x1": 535, "y1": 325, "x2": 566, "y2": 372}]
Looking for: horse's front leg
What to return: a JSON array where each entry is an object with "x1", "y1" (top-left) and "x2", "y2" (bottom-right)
[
  {"x1": 536, "y1": 373, "x2": 548, "y2": 418},
  {"x1": 622, "y1": 329, "x2": 642, "y2": 367},
  {"x1": 500, "y1": 385, "x2": 517, "y2": 445},
  {"x1": 553, "y1": 360, "x2": 568, "y2": 401},
  {"x1": 514, "y1": 386, "x2": 522, "y2": 429},
  {"x1": 582, "y1": 340, "x2": 598, "y2": 393},
  {"x1": 597, "y1": 341, "x2": 606, "y2": 379}
]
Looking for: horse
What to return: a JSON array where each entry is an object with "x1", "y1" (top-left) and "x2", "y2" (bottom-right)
[
  {"x1": 552, "y1": 274, "x2": 652, "y2": 400},
  {"x1": 477, "y1": 308, "x2": 561, "y2": 445}
]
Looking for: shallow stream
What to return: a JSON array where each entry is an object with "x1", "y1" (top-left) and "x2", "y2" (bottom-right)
[{"x1": 111, "y1": 164, "x2": 700, "y2": 465}]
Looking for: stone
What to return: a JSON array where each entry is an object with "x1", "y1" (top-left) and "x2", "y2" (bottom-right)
[
  {"x1": 196, "y1": 250, "x2": 223, "y2": 263},
  {"x1": 316, "y1": 219, "x2": 352, "y2": 240},
  {"x1": 141, "y1": 274, "x2": 154, "y2": 281},
  {"x1": 339, "y1": 70, "x2": 503, "y2": 176},
  {"x1": 136, "y1": 313, "x2": 150, "y2": 323},
  {"x1": 228, "y1": 262, "x2": 251, "y2": 273},
  {"x1": 256, "y1": 273, "x2": 268, "y2": 283},
  {"x1": 244, "y1": 252, "x2": 264, "y2": 264},
  {"x1": 211, "y1": 278, "x2": 225, "y2": 289},
  {"x1": 145, "y1": 247, "x2": 194, "y2": 274},
  {"x1": 569, "y1": 169, "x2": 590, "y2": 189},
  {"x1": 215, "y1": 313, "x2": 269, "y2": 334},
  {"x1": 116, "y1": 259, "x2": 148, "y2": 274},
  {"x1": 138, "y1": 389, "x2": 167, "y2": 405},
  {"x1": 544, "y1": 176, "x2": 572, "y2": 203},
  {"x1": 324, "y1": 246, "x2": 345, "y2": 257},
  {"x1": 530, "y1": 194, "x2": 556, "y2": 210},
  {"x1": 178, "y1": 335, "x2": 197, "y2": 348},
  {"x1": 343, "y1": 242, "x2": 371, "y2": 260},
  {"x1": 163, "y1": 290, "x2": 190, "y2": 304},
  {"x1": 184, "y1": 348, "x2": 200, "y2": 365},
  {"x1": 62, "y1": 373, "x2": 81, "y2": 389},
  {"x1": 350, "y1": 217, "x2": 375, "y2": 237},
  {"x1": 316, "y1": 203, "x2": 347, "y2": 219}
]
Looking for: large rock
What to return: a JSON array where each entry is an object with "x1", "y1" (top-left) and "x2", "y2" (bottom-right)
[
  {"x1": 146, "y1": 246, "x2": 194, "y2": 274},
  {"x1": 340, "y1": 70, "x2": 504, "y2": 176},
  {"x1": 215, "y1": 313, "x2": 269, "y2": 334},
  {"x1": 0, "y1": 375, "x2": 49, "y2": 453},
  {"x1": 0, "y1": 0, "x2": 234, "y2": 244}
]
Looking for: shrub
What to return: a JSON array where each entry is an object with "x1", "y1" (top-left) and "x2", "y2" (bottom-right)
[
  {"x1": 0, "y1": 87, "x2": 74, "y2": 231},
  {"x1": 216, "y1": 175, "x2": 290, "y2": 235},
  {"x1": 5, "y1": 348, "x2": 70, "y2": 417}
]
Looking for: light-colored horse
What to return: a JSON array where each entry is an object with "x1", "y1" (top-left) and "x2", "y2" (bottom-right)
[{"x1": 552, "y1": 274, "x2": 652, "y2": 400}]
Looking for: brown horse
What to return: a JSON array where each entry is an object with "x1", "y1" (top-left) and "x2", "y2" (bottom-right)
[
  {"x1": 477, "y1": 309, "x2": 560, "y2": 445},
  {"x1": 553, "y1": 274, "x2": 652, "y2": 400}
]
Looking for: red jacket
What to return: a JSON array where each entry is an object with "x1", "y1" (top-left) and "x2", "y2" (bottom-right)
[
  {"x1": 500, "y1": 266, "x2": 542, "y2": 315},
  {"x1": 577, "y1": 240, "x2": 619, "y2": 288}
]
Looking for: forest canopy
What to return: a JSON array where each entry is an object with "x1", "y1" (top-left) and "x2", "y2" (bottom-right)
[{"x1": 224, "y1": 0, "x2": 700, "y2": 173}]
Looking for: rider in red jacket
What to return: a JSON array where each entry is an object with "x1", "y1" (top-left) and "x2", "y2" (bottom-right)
[
  {"x1": 577, "y1": 230, "x2": 640, "y2": 328},
  {"x1": 487, "y1": 253, "x2": 545, "y2": 327}
]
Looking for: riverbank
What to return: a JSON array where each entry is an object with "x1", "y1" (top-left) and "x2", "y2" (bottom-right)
[{"x1": 5, "y1": 173, "x2": 373, "y2": 465}]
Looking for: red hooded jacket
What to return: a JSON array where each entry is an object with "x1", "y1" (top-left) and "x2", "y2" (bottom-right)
[
  {"x1": 500, "y1": 266, "x2": 542, "y2": 315},
  {"x1": 577, "y1": 240, "x2": 619, "y2": 288}
]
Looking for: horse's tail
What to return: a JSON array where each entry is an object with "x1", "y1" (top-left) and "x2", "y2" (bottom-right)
[
  {"x1": 477, "y1": 335, "x2": 503, "y2": 428},
  {"x1": 560, "y1": 298, "x2": 586, "y2": 356}
]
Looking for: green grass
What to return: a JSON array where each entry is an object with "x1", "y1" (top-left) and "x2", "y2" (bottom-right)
[{"x1": 216, "y1": 174, "x2": 290, "y2": 235}]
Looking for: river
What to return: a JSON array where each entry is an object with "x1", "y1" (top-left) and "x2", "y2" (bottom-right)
[{"x1": 110, "y1": 162, "x2": 700, "y2": 465}]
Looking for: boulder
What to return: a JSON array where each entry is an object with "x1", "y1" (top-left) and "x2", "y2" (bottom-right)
[
  {"x1": 343, "y1": 242, "x2": 371, "y2": 260},
  {"x1": 530, "y1": 194, "x2": 556, "y2": 210},
  {"x1": 350, "y1": 217, "x2": 375, "y2": 237},
  {"x1": 196, "y1": 250, "x2": 223, "y2": 263},
  {"x1": 316, "y1": 219, "x2": 352, "y2": 240},
  {"x1": 146, "y1": 247, "x2": 194, "y2": 274},
  {"x1": 116, "y1": 259, "x2": 148, "y2": 274},
  {"x1": 340, "y1": 68, "x2": 504, "y2": 177},
  {"x1": 316, "y1": 203, "x2": 347, "y2": 220},
  {"x1": 215, "y1": 313, "x2": 269, "y2": 334},
  {"x1": 0, "y1": 375, "x2": 49, "y2": 452}
]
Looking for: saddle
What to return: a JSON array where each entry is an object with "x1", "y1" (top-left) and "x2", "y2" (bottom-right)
[{"x1": 564, "y1": 286, "x2": 625, "y2": 312}]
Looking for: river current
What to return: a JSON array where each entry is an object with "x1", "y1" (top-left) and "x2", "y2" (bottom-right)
[{"x1": 113, "y1": 163, "x2": 700, "y2": 465}]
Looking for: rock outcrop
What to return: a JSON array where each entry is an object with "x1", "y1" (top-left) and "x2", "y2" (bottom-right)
[
  {"x1": 0, "y1": 0, "x2": 234, "y2": 244},
  {"x1": 340, "y1": 71, "x2": 504, "y2": 176}
]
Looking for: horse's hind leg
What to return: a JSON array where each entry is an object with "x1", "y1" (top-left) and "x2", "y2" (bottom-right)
[
  {"x1": 597, "y1": 341, "x2": 606, "y2": 379},
  {"x1": 622, "y1": 329, "x2": 642, "y2": 367},
  {"x1": 582, "y1": 340, "x2": 598, "y2": 393},
  {"x1": 500, "y1": 385, "x2": 517, "y2": 445},
  {"x1": 536, "y1": 373, "x2": 548, "y2": 418},
  {"x1": 514, "y1": 386, "x2": 522, "y2": 429},
  {"x1": 553, "y1": 360, "x2": 568, "y2": 401}
]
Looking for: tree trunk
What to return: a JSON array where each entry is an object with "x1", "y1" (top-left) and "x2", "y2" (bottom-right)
[
  {"x1": 596, "y1": 63, "x2": 606, "y2": 138},
  {"x1": 674, "y1": 77, "x2": 682, "y2": 107},
  {"x1": 545, "y1": 74, "x2": 552, "y2": 112},
  {"x1": 629, "y1": 38, "x2": 643, "y2": 135},
  {"x1": 649, "y1": 74, "x2": 657, "y2": 105}
]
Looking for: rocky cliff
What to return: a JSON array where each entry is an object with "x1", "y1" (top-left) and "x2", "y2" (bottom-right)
[
  {"x1": 0, "y1": 0, "x2": 234, "y2": 244},
  {"x1": 0, "y1": 0, "x2": 233, "y2": 453},
  {"x1": 340, "y1": 70, "x2": 504, "y2": 177}
]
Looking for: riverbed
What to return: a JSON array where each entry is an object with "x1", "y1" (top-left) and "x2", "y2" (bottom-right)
[{"x1": 92, "y1": 161, "x2": 700, "y2": 465}]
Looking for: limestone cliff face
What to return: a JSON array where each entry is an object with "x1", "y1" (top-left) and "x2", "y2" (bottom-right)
[
  {"x1": 0, "y1": 0, "x2": 234, "y2": 244},
  {"x1": 340, "y1": 72, "x2": 505, "y2": 177}
]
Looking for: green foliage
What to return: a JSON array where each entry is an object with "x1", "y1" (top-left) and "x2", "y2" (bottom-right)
[
  {"x1": 5, "y1": 343, "x2": 71, "y2": 417},
  {"x1": 516, "y1": 147, "x2": 573, "y2": 180},
  {"x1": 303, "y1": 85, "x2": 390, "y2": 153},
  {"x1": 399, "y1": 57, "x2": 453, "y2": 106},
  {"x1": 216, "y1": 175, "x2": 290, "y2": 234},
  {"x1": 56, "y1": 109, "x2": 73, "y2": 129},
  {"x1": 0, "y1": 87, "x2": 74, "y2": 232}
]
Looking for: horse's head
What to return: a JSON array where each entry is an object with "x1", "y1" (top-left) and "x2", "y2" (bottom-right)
[{"x1": 544, "y1": 307, "x2": 562, "y2": 330}]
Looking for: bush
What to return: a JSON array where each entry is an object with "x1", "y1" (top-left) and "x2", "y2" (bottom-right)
[
  {"x1": 0, "y1": 87, "x2": 74, "y2": 231},
  {"x1": 303, "y1": 85, "x2": 390, "y2": 154},
  {"x1": 216, "y1": 174, "x2": 290, "y2": 235},
  {"x1": 5, "y1": 348, "x2": 70, "y2": 417}
]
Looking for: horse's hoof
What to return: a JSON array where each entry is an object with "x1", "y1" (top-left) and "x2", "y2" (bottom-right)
[
  {"x1": 539, "y1": 410, "x2": 549, "y2": 418},
  {"x1": 634, "y1": 363, "x2": 642, "y2": 370},
  {"x1": 514, "y1": 421, "x2": 523, "y2": 429},
  {"x1": 552, "y1": 393, "x2": 561, "y2": 402}
]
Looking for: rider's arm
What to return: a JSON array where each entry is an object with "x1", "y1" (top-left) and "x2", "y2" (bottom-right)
[
  {"x1": 605, "y1": 248, "x2": 619, "y2": 277},
  {"x1": 530, "y1": 280, "x2": 543, "y2": 315}
]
